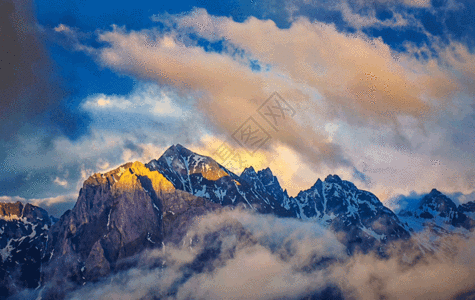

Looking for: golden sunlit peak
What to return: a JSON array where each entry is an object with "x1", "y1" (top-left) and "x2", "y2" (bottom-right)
[{"x1": 115, "y1": 161, "x2": 175, "y2": 193}]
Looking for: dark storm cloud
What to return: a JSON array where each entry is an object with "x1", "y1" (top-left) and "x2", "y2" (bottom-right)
[
  {"x1": 0, "y1": 0, "x2": 65, "y2": 142},
  {"x1": 0, "y1": 0, "x2": 94, "y2": 201}
]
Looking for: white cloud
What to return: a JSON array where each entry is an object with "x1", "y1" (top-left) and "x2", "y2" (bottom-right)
[
  {"x1": 337, "y1": 1, "x2": 411, "y2": 29},
  {"x1": 83, "y1": 9, "x2": 475, "y2": 201},
  {"x1": 54, "y1": 24, "x2": 72, "y2": 33},
  {"x1": 0, "y1": 196, "x2": 25, "y2": 203},
  {"x1": 68, "y1": 209, "x2": 346, "y2": 300},
  {"x1": 54, "y1": 177, "x2": 68, "y2": 187},
  {"x1": 96, "y1": 159, "x2": 110, "y2": 170},
  {"x1": 82, "y1": 84, "x2": 184, "y2": 117}
]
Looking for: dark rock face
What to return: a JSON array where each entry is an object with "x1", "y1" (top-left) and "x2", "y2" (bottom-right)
[
  {"x1": 458, "y1": 201, "x2": 475, "y2": 227},
  {"x1": 43, "y1": 163, "x2": 165, "y2": 280},
  {"x1": 459, "y1": 201, "x2": 475, "y2": 214},
  {"x1": 255, "y1": 167, "x2": 291, "y2": 206},
  {"x1": 0, "y1": 202, "x2": 51, "y2": 299},
  {"x1": 240, "y1": 166, "x2": 298, "y2": 217},
  {"x1": 167, "y1": 218, "x2": 258, "y2": 297},
  {"x1": 419, "y1": 189, "x2": 459, "y2": 221},
  {"x1": 159, "y1": 188, "x2": 223, "y2": 246}
]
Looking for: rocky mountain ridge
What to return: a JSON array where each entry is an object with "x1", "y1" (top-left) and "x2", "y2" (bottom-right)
[
  {"x1": 145, "y1": 145, "x2": 411, "y2": 254},
  {"x1": 1, "y1": 144, "x2": 474, "y2": 299}
]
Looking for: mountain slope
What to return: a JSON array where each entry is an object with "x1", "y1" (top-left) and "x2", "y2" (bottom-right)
[
  {"x1": 146, "y1": 144, "x2": 277, "y2": 213},
  {"x1": 393, "y1": 189, "x2": 475, "y2": 255},
  {"x1": 0, "y1": 202, "x2": 51, "y2": 299},
  {"x1": 292, "y1": 175, "x2": 410, "y2": 254},
  {"x1": 240, "y1": 166, "x2": 298, "y2": 217},
  {"x1": 398, "y1": 189, "x2": 475, "y2": 232}
]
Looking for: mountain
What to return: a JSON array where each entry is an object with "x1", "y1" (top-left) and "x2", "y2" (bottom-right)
[
  {"x1": 398, "y1": 189, "x2": 475, "y2": 232},
  {"x1": 42, "y1": 144, "x2": 307, "y2": 297},
  {"x1": 146, "y1": 145, "x2": 411, "y2": 254},
  {"x1": 458, "y1": 200, "x2": 475, "y2": 220},
  {"x1": 0, "y1": 202, "x2": 52, "y2": 298},
  {"x1": 240, "y1": 166, "x2": 297, "y2": 217},
  {"x1": 292, "y1": 175, "x2": 411, "y2": 254},
  {"x1": 394, "y1": 189, "x2": 475, "y2": 254},
  {"x1": 42, "y1": 161, "x2": 221, "y2": 298},
  {"x1": 145, "y1": 144, "x2": 277, "y2": 213},
  {"x1": 2, "y1": 144, "x2": 469, "y2": 299}
]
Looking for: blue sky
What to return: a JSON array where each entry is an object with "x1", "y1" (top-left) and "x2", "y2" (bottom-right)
[{"x1": 2, "y1": 0, "x2": 475, "y2": 215}]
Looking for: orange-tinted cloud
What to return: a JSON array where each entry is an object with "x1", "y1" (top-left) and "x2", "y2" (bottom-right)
[
  {"x1": 89, "y1": 9, "x2": 475, "y2": 198},
  {"x1": 172, "y1": 9, "x2": 459, "y2": 125},
  {"x1": 96, "y1": 24, "x2": 352, "y2": 171}
]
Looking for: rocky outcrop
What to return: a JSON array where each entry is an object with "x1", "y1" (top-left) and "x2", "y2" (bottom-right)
[
  {"x1": 0, "y1": 202, "x2": 51, "y2": 299},
  {"x1": 240, "y1": 166, "x2": 297, "y2": 217},
  {"x1": 459, "y1": 201, "x2": 475, "y2": 227}
]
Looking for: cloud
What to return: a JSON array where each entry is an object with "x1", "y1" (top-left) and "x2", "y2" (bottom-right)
[
  {"x1": 0, "y1": 0, "x2": 92, "y2": 204},
  {"x1": 0, "y1": 82, "x2": 218, "y2": 201},
  {"x1": 53, "y1": 23, "x2": 96, "y2": 54},
  {"x1": 94, "y1": 20, "x2": 355, "y2": 172},
  {"x1": 67, "y1": 209, "x2": 346, "y2": 300},
  {"x1": 85, "y1": 8, "x2": 475, "y2": 201},
  {"x1": 171, "y1": 9, "x2": 461, "y2": 123},
  {"x1": 284, "y1": 0, "x2": 430, "y2": 32},
  {"x1": 336, "y1": 1, "x2": 412, "y2": 29},
  {"x1": 54, "y1": 24, "x2": 72, "y2": 33},
  {"x1": 54, "y1": 177, "x2": 69, "y2": 187},
  {"x1": 0, "y1": 196, "x2": 25, "y2": 203},
  {"x1": 176, "y1": 244, "x2": 328, "y2": 300},
  {"x1": 82, "y1": 84, "x2": 184, "y2": 117},
  {"x1": 328, "y1": 232, "x2": 475, "y2": 300},
  {"x1": 29, "y1": 194, "x2": 77, "y2": 217},
  {"x1": 62, "y1": 208, "x2": 475, "y2": 300},
  {"x1": 0, "y1": 0, "x2": 65, "y2": 142},
  {"x1": 8, "y1": 5, "x2": 474, "y2": 212},
  {"x1": 403, "y1": 0, "x2": 431, "y2": 7},
  {"x1": 344, "y1": 0, "x2": 431, "y2": 8}
]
